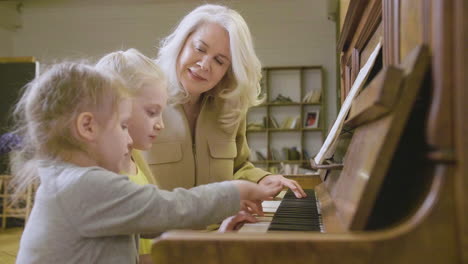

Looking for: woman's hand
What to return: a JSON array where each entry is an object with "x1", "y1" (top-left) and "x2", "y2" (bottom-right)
[
  {"x1": 218, "y1": 211, "x2": 257, "y2": 232},
  {"x1": 258, "y1": 174, "x2": 307, "y2": 198}
]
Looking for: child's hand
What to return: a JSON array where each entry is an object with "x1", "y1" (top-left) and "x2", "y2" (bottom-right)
[
  {"x1": 232, "y1": 180, "x2": 283, "y2": 203},
  {"x1": 240, "y1": 200, "x2": 264, "y2": 216},
  {"x1": 218, "y1": 211, "x2": 257, "y2": 232}
]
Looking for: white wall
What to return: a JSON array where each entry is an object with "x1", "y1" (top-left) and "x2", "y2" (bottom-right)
[
  {"x1": 0, "y1": 28, "x2": 14, "y2": 57},
  {"x1": 11, "y1": 0, "x2": 337, "y2": 124},
  {"x1": 0, "y1": 1, "x2": 19, "y2": 57}
]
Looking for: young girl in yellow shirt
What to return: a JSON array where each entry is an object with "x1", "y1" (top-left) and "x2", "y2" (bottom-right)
[{"x1": 96, "y1": 48, "x2": 167, "y2": 263}]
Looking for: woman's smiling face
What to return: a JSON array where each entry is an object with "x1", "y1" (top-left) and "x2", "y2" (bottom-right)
[{"x1": 176, "y1": 22, "x2": 232, "y2": 97}]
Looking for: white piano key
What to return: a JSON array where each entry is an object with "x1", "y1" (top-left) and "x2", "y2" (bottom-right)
[
  {"x1": 238, "y1": 221, "x2": 271, "y2": 233},
  {"x1": 262, "y1": 200, "x2": 281, "y2": 213}
]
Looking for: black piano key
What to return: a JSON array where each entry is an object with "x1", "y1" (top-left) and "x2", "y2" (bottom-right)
[
  {"x1": 268, "y1": 188, "x2": 322, "y2": 232},
  {"x1": 269, "y1": 224, "x2": 321, "y2": 231}
]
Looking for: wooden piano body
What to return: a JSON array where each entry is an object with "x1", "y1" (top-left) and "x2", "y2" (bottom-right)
[{"x1": 151, "y1": 0, "x2": 467, "y2": 263}]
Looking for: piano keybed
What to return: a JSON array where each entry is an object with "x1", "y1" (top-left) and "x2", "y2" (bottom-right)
[{"x1": 239, "y1": 189, "x2": 323, "y2": 233}]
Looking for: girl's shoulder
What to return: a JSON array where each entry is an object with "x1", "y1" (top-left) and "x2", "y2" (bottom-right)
[{"x1": 39, "y1": 162, "x2": 127, "y2": 193}]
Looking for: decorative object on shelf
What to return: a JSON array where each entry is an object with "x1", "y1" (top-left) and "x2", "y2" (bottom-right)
[
  {"x1": 270, "y1": 93, "x2": 294, "y2": 104},
  {"x1": 305, "y1": 110, "x2": 320, "y2": 128}
]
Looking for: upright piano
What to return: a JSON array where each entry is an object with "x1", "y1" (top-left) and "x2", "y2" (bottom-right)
[{"x1": 151, "y1": 0, "x2": 467, "y2": 263}]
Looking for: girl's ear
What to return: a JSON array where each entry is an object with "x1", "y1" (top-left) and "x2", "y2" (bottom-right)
[{"x1": 75, "y1": 112, "x2": 99, "y2": 141}]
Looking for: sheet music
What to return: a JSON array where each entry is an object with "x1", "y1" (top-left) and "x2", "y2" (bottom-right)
[{"x1": 314, "y1": 41, "x2": 382, "y2": 165}]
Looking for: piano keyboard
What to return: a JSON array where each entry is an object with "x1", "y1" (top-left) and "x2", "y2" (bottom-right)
[
  {"x1": 239, "y1": 189, "x2": 323, "y2": 233},
  {"x1": 268, "y1": 189, "x2": 322, "y2": 231}
]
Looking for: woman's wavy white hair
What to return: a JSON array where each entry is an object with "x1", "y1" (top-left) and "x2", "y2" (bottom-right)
[{"x1": 156, "y1": 4, "x2": 263, "y2": 130}]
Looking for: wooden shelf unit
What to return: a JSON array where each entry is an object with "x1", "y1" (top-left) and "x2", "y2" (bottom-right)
[{"x1": 246, "y1": 66, "x2": 327, "y2": 170}]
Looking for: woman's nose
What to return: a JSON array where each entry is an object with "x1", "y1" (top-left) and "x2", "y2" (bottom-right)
[{"x1": 197, "y1": 57, "x2": 209, "y2": 71}]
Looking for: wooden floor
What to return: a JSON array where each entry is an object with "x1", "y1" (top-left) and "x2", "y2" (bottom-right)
[{"x1": 0, "y1": 228, "x2": 23, "y2": 264}]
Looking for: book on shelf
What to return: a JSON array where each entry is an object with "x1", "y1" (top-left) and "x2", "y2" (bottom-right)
[
  {"x1": 303, "y1": 89, "x2": 322, "y2": 103},
  {"x1": 247, "y1": 122, "x2": 265, "y2": 131},
  {"x1": 282, "y1": 147, "x2": 289, "y2": 160},
  {"x1": 289, "y1": 147, "x2": 301, "y2": 160},
  {"x1": 247, "y1": 116, "x2": 267, "y2": 131},
  {"x1": 279, "y1": 163, "x2": 299, "y2": 175},
  {"x1": 268, "y1": 116, "x2": 279, "y2": 128},
  {"x1": 253, "y1": 148, "x2": 268, "y2": 161},
  {"x1": 268, "y1": 166, "x2": 279, "y2": 174},
  {"x1": 282, "y1": 147, "x2": 301, "y2": 160},
  {"x1": 270, "y1": 148, "x2": 282, "y2": 161},
  {"x1": 303, "y1": 149, "x2": 311, "y2": 161},
  {"x1": 281, "y1": 146, "x2": 301, "y2": 160},
  {"x1": 281, "y1": 116, "x2": 300, "y2": 129}
]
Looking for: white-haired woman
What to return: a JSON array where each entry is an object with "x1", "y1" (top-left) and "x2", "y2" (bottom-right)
[{"x1": 147, "y1": 4, "x2": 306, "y2": 199}]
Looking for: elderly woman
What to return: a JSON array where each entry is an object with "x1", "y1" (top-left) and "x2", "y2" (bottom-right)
[{"x1": 147, "y1": 4, "x2": 306, "y2": 198}]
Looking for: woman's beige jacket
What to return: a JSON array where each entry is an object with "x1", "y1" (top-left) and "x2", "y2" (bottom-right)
[{"x1": 145, "y1": 96, "x2": 269, "y2": 190}]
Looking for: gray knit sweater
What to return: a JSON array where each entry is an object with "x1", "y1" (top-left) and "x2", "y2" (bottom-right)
[{"x1": 16, "y1": 162, "x2": 240, "y2": 263}]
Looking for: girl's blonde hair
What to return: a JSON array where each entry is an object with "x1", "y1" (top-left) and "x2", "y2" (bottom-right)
[
  {"x1": 157, "y1": 4, "x2": 264, "y2": 131},
  {"x1": 10, "y1": 62, "x2": 128, "y2": 195},
  {"x1": 95, "y1": 48, "x2": 167, "y2": 95}
]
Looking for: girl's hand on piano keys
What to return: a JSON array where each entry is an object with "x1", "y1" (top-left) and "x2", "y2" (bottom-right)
[
  {"x1": 258, "y1": 174, "x2": 307, "y2": 198},
  {"x1": 240, "y1": 200, "x2": 264, "y2": 216},
  {"x1": 218, "y1": 211, "x2": 257, "y2": 232},
  {"x1": 232, "y1": 180, "x2": 282, "y2": 203}
]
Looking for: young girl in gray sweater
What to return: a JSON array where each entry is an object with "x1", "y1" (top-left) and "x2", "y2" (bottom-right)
[{"x1": 11, "y1": 62, "x2": 281, "y2": 264}]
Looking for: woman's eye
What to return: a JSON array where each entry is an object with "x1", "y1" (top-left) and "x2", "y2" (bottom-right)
[
  {"x1": 147, "y1": 110, "x2": 157, "y2": 117},
  {"x1": 215, "y1": 58, "x2": 224, "y2": 65},
  {"x1": 121, "y1": 124, "x2": 128, "y2": 130},
  {"x1": 195, "y1": 46, "x2": 204, "y2": 52}
]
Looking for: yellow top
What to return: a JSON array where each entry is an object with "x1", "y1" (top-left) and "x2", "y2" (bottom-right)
[
  {"x1": 132, "y1": 149, "x2": 158, "y2": 185},
  {"x1": 127, "y1": 163, "x2": 149, "y2": 186},
  {"x1": 127, "y1": 150, "x2": 157, "y2": 255}
]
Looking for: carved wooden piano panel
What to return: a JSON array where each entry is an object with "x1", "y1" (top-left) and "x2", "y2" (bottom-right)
[{"x1": 151, "y1": 0, "x2": 467, "y2": 263}]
